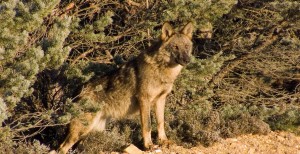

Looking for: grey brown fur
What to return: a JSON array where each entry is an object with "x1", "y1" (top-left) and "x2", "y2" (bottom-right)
[{"x1": 53, "y1": 22, "x2": 194, "y2": 154}]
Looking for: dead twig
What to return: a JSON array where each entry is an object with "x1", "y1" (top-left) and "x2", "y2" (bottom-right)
[{"x1": 126, "y1": 0, "x2": 141, "y2": 7}]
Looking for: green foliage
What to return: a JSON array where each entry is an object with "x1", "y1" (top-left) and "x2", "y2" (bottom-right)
[
  {"x1": 71, "y1": 11, "x2": 114, "y2": 43},
  {"x1": 42, "y1": 17, "x2": 72, "y2": 69},
  {"x1": 0, "y1": 0, "x2": 71, "y2": 151},
  {"x1": 160, "y1": 0, "x2": 237, "y2": 29},
  {"x1": 268, "y1": 107, "x2": 300, "y2": 134},
  {"x1": 177, "y1": 52, "x2": 235, "y2": 97},
  {"x1": 0, "y1": 0, "x2": 70, "y2": 116}
]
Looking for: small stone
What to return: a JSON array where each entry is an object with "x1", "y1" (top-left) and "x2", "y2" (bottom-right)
[
  {"x1": 248, "y1": 148, "x2": 255, "y2": 154},
  {"x1": 232, "y1": 138, "x2": 238, "y2": 142},
  {"x1": 276, "y1": 135, "x2": 285, "y2": 142},
  {"x1": 154, "y1": 149, "x2": 162, "y2": 153}
]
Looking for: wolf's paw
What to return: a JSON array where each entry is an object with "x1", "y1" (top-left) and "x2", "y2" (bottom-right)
[
  {"x1": 159, "y1": 139, "x2": 174, "y2": 148},
  {"x1": 145, "y1": 144, "x2": 162, "y2": 153}
]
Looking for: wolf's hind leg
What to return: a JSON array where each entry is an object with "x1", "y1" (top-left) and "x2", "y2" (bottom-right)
[
  {"x1": 93, "y1": 116, "x2": 108, "y2": 132},
  {"x1": 57, "y1": 112, "x2": 104, "y2": 154}
]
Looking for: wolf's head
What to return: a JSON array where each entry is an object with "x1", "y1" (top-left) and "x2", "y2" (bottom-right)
[{"x1": 160, "y1": 22, "x2": 194, "y2": 66}]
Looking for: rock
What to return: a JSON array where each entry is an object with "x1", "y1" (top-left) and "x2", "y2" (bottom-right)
[
  {"x1": 49, "y1": 150, "x2": 57, "y2": 154},
  {"x1": 124, "y1": 144, "x2": 144, "y2": 154}
]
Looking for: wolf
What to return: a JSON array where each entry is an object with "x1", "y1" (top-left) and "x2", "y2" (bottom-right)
[{"x1": 53, "y1": 22, "x2": 193, "y2": 154}]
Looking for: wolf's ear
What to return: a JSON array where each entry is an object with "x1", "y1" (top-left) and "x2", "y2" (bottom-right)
[
  {"x1": 161, "y1": 22, "x2": 173, "y2": 41},
  {"x1": 181, "y1": 22, "x2": 194, "y2": 39}
]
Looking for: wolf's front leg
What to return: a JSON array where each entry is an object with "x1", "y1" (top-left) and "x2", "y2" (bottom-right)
[
  {"x1": 155, "y1": 96, "x2": 168, "y2": 142},
  {"x1": 139, "y1": 98, "x2": 153, "y2": 149},
  {"x1": 155, "y1": 93, "x2": 173, "y2": 147}
]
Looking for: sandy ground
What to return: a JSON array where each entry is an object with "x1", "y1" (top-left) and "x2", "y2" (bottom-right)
[
  {"x1": 120, "y1": 131, "x2": 300, "y2": 154},
  {"x1": 158, "y1": 131, "x2": 300, "y2": 154}
]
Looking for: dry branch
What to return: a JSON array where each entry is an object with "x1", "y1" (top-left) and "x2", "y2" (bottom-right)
[
  {"x1": 71, "y1": 49, "x2": 94, "y2": 65},
  {"x1": 207, "y1": 20, "x2": 290, "y2": 88}
]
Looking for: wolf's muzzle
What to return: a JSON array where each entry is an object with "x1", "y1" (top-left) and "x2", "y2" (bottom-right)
[{"x1": 176, "y1": 52, "x2": 191, "y2": 66}]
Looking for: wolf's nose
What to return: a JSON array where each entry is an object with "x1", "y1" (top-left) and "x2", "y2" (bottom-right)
[{"x1": 183, "y1": 54, "x2": 191, "y2": 64}]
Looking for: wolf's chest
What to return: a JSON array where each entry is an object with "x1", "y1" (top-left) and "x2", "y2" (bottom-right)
[{"x1": 158, "y1": 65, "x2": 183, "y2": 83}]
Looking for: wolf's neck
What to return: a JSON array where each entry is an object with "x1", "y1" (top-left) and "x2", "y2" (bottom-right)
[
  {"x1": 144, "y1": 51, "x2": 168, "y2": 66},
  {"x1": 142, "y1": 49, "x2": 183, "y2": 80}
]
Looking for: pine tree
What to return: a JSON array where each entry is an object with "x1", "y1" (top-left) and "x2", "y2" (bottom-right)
[{"x1": 0, "y1": 0, "x2": 69, "y2": 151}]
